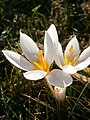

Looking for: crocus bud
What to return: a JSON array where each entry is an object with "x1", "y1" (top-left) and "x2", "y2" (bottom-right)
[{"x1": 54, "y1": 86, "x2": 66, "y2": 104}]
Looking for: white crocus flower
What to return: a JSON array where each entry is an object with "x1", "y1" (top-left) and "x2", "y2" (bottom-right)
[
  {"x1": 54, "y1": 86, "x2": 66, "y2": 103},
  {"x1": 55, "y1": 36, "x2": 90, "y2": 74},
  {"x1": 46, "y1": 24, "x2": 90, "y2": 88},
  {"x1": 2, "y1": 29, "x2": 55, "y2": 80}
]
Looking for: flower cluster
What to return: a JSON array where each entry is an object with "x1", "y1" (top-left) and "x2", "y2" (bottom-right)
[{"x1": 2, "y1": 24, "x2": 90, "y2": 103}]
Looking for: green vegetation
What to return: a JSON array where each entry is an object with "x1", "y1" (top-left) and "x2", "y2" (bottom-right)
[{"x1": 0, "y1": 0, "x2": 90, "y2": 119}]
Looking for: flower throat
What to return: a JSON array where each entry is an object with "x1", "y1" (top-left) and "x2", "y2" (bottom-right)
[
  {"x1": 63, "y1": 46, "x2": 77, "y2": 66},
  {"x1": 33, "y1": 51, "x2": 49, "y2": 73}
]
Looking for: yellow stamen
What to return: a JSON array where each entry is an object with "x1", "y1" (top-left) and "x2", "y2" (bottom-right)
[
  {"x1": 33, "y1": 51, "x2": 50, "y2": 73},
  {"x1": 33, "y1": 62, "x2": 43, "y2": 70},
  {"x1": 63, "y1": 46, "x2": 77, "y2": 66},
  {"x1": 69, "y1": 45, "x2": 75, "y2": 61},
  {"x1": 72, "y1": 56, "x2": 77, "y2": 65},
  {"x1": 63, "y1": 54, "x2": 68, "y2": 65}
]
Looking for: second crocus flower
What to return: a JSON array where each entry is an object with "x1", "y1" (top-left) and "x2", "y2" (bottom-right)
[{"x1": 46, "y1": 24, "x2": 90, "y2": 103}]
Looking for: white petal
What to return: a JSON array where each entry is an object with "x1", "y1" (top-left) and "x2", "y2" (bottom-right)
[
  {"x1": 62, "y1": 65, "x2": 77, "y2": 74},
  {"x1": 47, "y1": 24, "x2": 59, "y2": 59},
  {"x1": 2, "y1": 50, "x2": 34, "y2": 71},
  {"x1": 44, "y1": 31, "x2": 54, "y2": 66},
  {"x1": 47, "y1": 24, "x2": 58, "y2": 43},
  {"x1": 46, "y1": 69, "x2": 73, "y2": 88},
  {"x1": 77, "y1": 46, "x2": 90, "y2": 64},
  {"x1": 75, "y1": 57, "x2": 90, "y2": 71},
  {"x1": 20, "y1": 32, "x2": 39, "y2": 63},
  {"x1": 23, "y1": 70, "x2": 47, "y2": 80},
  {"x1": 65, "y1": 36, "x2": 80, "y2": 60},
  {"x1": 55, "y1": 41, "x2": 64, "y2": 68}
]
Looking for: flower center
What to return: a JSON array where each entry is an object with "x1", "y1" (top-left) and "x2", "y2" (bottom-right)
[
  {"x1": 63, "y1": 46, "x2": 77, "y2": 66},
  {"x1": 33, "y1": 51, "x2": 50, "y2": 73},
  {"x1": 55, "y1": 87, "x2": 65, "y2": 93},
  {"x1": 56, "y1": 87, "x2": 60, "y2": 92}
]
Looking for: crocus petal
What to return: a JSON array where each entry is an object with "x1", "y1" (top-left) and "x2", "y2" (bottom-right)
[
  {"x1": 20, "y1": 32, "x2": 39, "y2": 63},
  {"x1": 65, "y1": 36, "x2": 80, "y2": 60},
  {"x1": 62, "y1": 65, "x2": 77, "y2": 74},
  {"x1": 47, "y1": 24, "x2": 59, "y2": 59},
  {"x1": 46, "y1": 69, "x2": 73, "y2": 88},
  {"x1": 47, "y1": 24, "x2": 58, "y2": 44},
  {"x1": 77, "y1": 46, "x2": 90, "y2": 64},
  {"x1": 55, "y1": 41, "x2": 64, "y2": 68},
  {"x1": 23, "y1": 70, "x2": 47, "y2": 80},
  {"x1": 75, "y1": 57, "x2": 90, "y2": 71},
  {"x1": 2, "y1": 50, "x2": 34, "y2": 71},
  {"x1": 44, "y1": 31, "x2": 54, "y2": 66}
]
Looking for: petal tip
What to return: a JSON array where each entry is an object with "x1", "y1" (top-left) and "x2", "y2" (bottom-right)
[{"x1": 2, "y1": 50, "x2": 8, "y2": 55}]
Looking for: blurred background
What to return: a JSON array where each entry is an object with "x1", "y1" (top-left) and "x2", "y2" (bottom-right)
[{"x1": 0, "y1": 0, "x2": 90, "y2": 120}]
